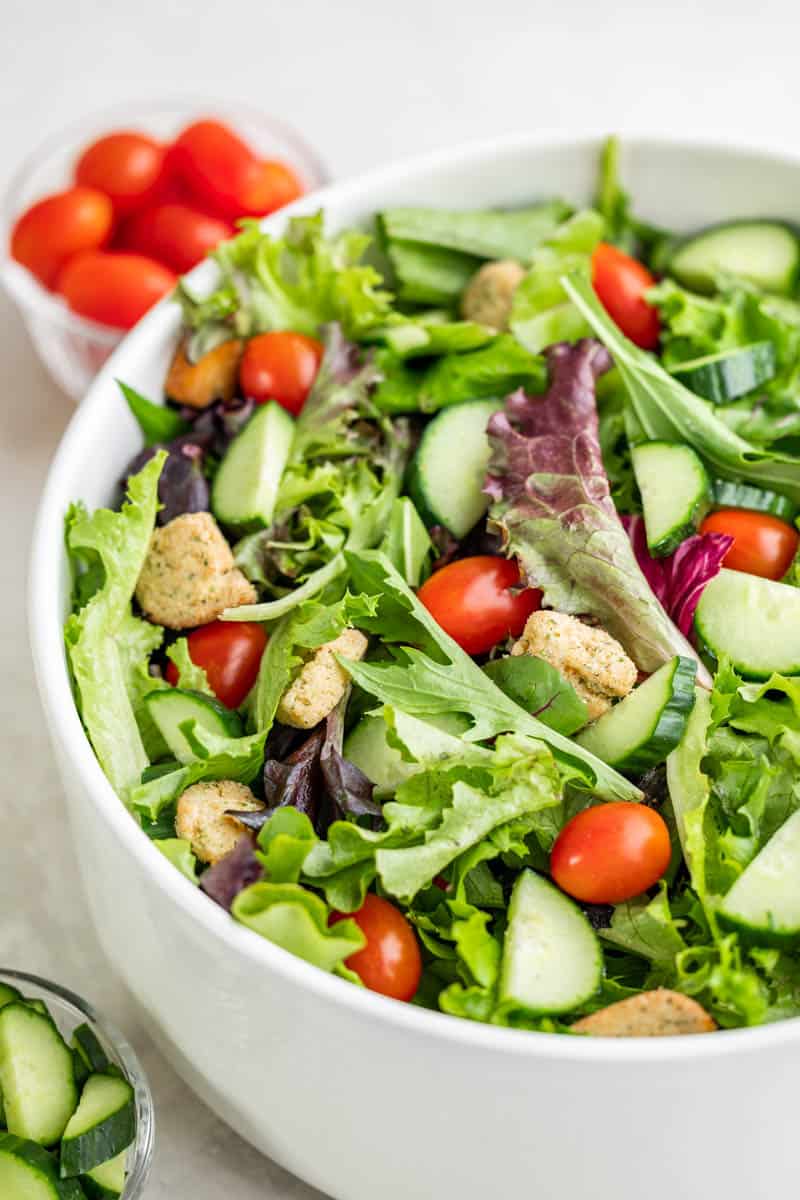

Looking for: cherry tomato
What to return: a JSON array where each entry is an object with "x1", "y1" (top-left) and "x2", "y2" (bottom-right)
[
  {"x1": 591, "y1": 242, "x2": 660, "y2": 349},
  {"x1": 416, "y1": 556, "x2": 541, "y2": 656},
  {"x1": 56, "y1": 251, "x2": 176, "y2": 330},
  {"x1": 120, "y1": 203, "x2": 235, "y2": 274},
  {"x1": 699, "y1": 509, "x2": 799, "y2": 581},
  {"x1": 167, "y1": 120, "x2": 263, "y2": 219},
  {"x1": 551, "y1": 802, "x2": 672, "y2": 904},
  {"x1": 239, "y1": 331, "x2": 323, "y2": 413},
  {"x1": 250, "y1": 159, "x2": 304, "y2": 213},
  {"x1": 75, "y1": 131, "x2": 165, "y2": 216},
  {"x1": 165, "y1": 620, "x2": 267, "y2": 709},
  {"x1": 331, "y1": 894, "x2": 422, "y2": 1001},
  {"x1": 10, "y1": 187, "x2": 113, "y2": 287}
]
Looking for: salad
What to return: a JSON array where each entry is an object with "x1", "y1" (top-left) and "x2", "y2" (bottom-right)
[{"x1": 65, "y1": 137, "x2": 800, "y2": 1037}]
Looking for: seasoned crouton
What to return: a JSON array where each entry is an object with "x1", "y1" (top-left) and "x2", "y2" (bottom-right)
[
  {"x1": 277, "y1": 629, "x2": 369, "y2": 729},
  {"x1": 512, "y1": 610, "x2": 637, "y2": 722},
  {"x1": 135, "y1": 512, "x2": 256, "y2": 629},
  {"x1": 572, "y1": 990, "x2": 717, "y2": 1038},
  {"x1": 165, "y1": 338, "x2": 243, "y2": 410},
  {"x1": 175, "y1": 780, "x2": 264, "y2": 865},
  {"x1": 460, "y1": 260, "x2": 526, "y2": 331}
]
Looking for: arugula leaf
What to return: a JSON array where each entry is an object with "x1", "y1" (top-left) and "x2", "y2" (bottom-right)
[
  {"x1": 339, "y1": 550, "x2": 641, "y2": 801},
  {"x1": 379, "y1": 202, "x2": 572, "y2": 260},
  {"x1": 482, "y1": 655, "x2": 588, "y2": 734},
  {"x1": 564, "y1": 272, "x2": 800, "y2": 502},
  {"x1": 118, "y1": 379, "x2": 188, "y2": 446}
]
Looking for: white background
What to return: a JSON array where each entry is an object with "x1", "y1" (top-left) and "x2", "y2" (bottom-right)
[{"x1": 2, "y1": 1, "x2": 800, "y2": 1195}]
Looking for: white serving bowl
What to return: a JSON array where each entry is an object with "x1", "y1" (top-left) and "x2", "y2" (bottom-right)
[{"x1": 30, "y1": 133, "x2": 800, "y2": 1200}]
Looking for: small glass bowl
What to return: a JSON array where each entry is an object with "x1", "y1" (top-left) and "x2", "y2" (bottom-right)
[
  {"x1": 0, "y1": 99, "x2": 330, "y2": 400},
  {"x1": 0, "y1": 968, "x2": 154, "y2": 1199}
]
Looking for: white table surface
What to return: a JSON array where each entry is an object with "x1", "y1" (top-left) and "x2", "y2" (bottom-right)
[{"x1": 3, "y1": 0, "x2": 800, "y2": 1195}]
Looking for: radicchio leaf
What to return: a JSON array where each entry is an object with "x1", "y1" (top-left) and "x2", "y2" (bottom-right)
[
  {"x1": 485, "y1": 339, "x2": 706, "y2": 679},
  {"x1": 320, "y1": 693, "x2": 381, "y2": 821},
  {"x1": 623, "y1": 515, "x2": 733, "y2": 638},
  {"x1": 199, "y1": 834, "x2": 262, "y2": 911}
]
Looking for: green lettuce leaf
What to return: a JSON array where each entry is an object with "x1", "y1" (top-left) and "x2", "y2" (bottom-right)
[
  {"x1": 482, "y1": 655, "x2": 588, "y2": 735},
  {"x1": 232, "y1": 882, "x2": 365, "y2": 971},
  {"x1": 378, "y1": 497, "x2": 433, "y2": 587},
  {"x1": 165, "y1": 638, "x2": 213, "y2": 697},
  {"x1": 153, "y1": 838, "x2": 199, "y2": 884},
  {"x1": 130, "y1": 724, "x2": 267, "y2": 820},
  {"x1": 64, "y1": 454, "x2": 166, "y2": 801}
]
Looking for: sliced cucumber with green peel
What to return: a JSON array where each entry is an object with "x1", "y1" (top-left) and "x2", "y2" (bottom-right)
[
  {"x1": 631, "y1": 442, "x2": 711, "y2": 555},
  {"x1": 576, "y1": 657, "x2": 697, "y2": 774},
  {"x1": 719, "y1": 809, "x2": 800, "y2": 944},
  {"x1": 60, "y1": 1074, "x2": 134, "y2": 1178},
  {"x1": 71, "y1": 1026, "x2": 112, "y2": 1079},
  {"x1": 144, "y1": 689, "x2": 242, "y2": 764},
  {"x1": 83, "y1": 1150, "x2": 127, "y2": 1198},
  {"x1": 694, "y1": 569, "x2": 800, "y2": 678},
  {"x1": 0, "y1": 985, "x2": 22, "y2": 1011},
  {"x1": 344, "y1": 712, "x2": 470, "y2": 793},
  {"x1": 668, "y1": 220, "x2": 800, "y2": 295},
  {"x1": 711, "y1": 478, "x2": 798, "y2": 522},
  {"x1": 406, "y1": 398, "x2": 502, "y2": 537},
  {"x1": 498, "y1": 870, "x2": 601, "y2": 1016},
  {"x1": 669, "y1": 341, "x2": 776, "y2": 403},
  {"x1": 0, "y1": 1005, "x2": 77, "y2": 1146},
  {"x1": 0, "y1": 1134, "x2": 85, "y2": 1200},
  {"x1": 211, "y1": 401, "x2": 294, "y2": 533}
]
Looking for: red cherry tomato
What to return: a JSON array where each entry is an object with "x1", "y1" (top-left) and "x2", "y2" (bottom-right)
[
  {"x1": 416, "y1": 556, "x2": 541, "y2": 656},
  {"x1": 239, "y1": 331, "x2": 323, "y2": 414},
  {"x1": 165, "y1": 621, "x2": 267, "y2": 709},
  {"x1": 119, "y1": 203, "x2": 235, "y2": 274},
  {"x1": 168, "y1": 120, "x2": 266, "y2": 219},
  {"x1": 551, "y1": 802, "x2": 672, "y2": 904},
  {"x1": 10, "y1": 187, "x2": 113, "y2": 287},
  {"x1": 250, "y1": 159, "x2": 304, "y2": 213},
  {"x1": 56, "y1": 251, "x2": 176, "y2": 330},
  {"x1": 331, "y1": 894, "x2": 422, "y2": 1001},
  {"x1": 591, "y1": 242, "x2": 660, "y2": 349},
  {"x1": 699, "y1": 509, "x2": 799, "y2": 581},
  {"x1": 75, "y1": 131, "x2": 165, "y2": 216}
]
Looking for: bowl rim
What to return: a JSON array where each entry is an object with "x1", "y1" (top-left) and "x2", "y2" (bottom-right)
[{"x1": 29, "y1": 127, "x2": 800, "y2": 1064}]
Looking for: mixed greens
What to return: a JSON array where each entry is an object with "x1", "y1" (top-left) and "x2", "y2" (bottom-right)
[{"x1": 64, "y1": 137, "x2": 800, "y2": 1036}]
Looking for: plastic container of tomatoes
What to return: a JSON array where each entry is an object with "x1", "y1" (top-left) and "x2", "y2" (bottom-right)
[{"x1": 1, "y1": 100, "x2": 328, "y2": 399}]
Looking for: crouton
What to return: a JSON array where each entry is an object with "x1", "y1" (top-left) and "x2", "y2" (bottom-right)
[
  {"x1": 512, "y1": 610, "x2": 637, "y2": 722},
  {"x1": 175, "y1": 780, "x2": 264, "y2": 865},
  {"x1": 165, "y1": 338, "x2": 243, "y2": 410},
  {"x1": 460, "y1": 260, "x2": 526, "y2": 331},
  {"x1": 277, "y1": 629, "x2": 369, "y2": 729},
  {"x1": 572, "y1": 990, "x2": 717, "y2": 1037},
  {"x1": 135, "y1": 512, "x2": 256, "y2": 629}
]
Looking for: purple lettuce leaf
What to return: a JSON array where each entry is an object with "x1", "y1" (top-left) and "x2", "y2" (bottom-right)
[
  {"x1": 623, "y1": 515, "x2": 733, "y2": 638},
  {"x1": 485, "y1": 339, "x2": 706, "y2": 679},
  {"x1": 199, "y1": 834, "x2": 262, "y2": 911}
]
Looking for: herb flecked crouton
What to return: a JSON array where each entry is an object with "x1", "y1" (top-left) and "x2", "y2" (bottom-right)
[
  {"x1": 175, "y1": 780, "x2": 264, "y2": 865},
  {"x1": 135, "y1": 512, "x2": 256, "y2": 629},
  {"x1": 512, "y1": 609, "x2": 638, "y2": 722},
  {"x1": 277, "y1": 629, "x2": 369, "y2": 729},
  {"x1": 460, "y1": 259, "x2": 526, "y2": 331},
  {"x1": 572, "y1": 990, "x2": 717, "y2": 1037}
]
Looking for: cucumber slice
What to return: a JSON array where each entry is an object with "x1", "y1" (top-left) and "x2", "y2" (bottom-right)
[
  {"x1": 0, "y1": 986, "x2": 22, "y2": 1011},
  {"x1": 498, "y1": 870, "x2": 602, "y2": 1016},
  {"x1": 576, "y1": 657, "x2": 697, "y2": 774},
  {"x1": 711, "y1": 478, "x2": 798, "y2": 522},
  {"x1": 631, "y1": 442, "x2": 711, "y2": 555},
  {"x1": 719, "y1": 809, "x2": 800, "y2": 943},
  {"x1": 211, "y1": 401, "x2": 294, "y2": 533},
  {"x1": 0, "y1": 1134, "x2": 85, "y2": 1200},
  {"x1": 23, "y1": 1001, "x2": 49, "y2": 1018},
  {"x1": 71, "y1": 1027, "x2": 111, "y2": 1079},
  {"x1": 694, "y1": 569, "x2": 800, "y2": 677},
  {"x1": 60, "y1": 1075, "x2": 134, "y2": 1178},
  {"x1": 343, "y1": 712, "x2": 470, "y2": 793},
  {"x1": 83, "y1": 1150, "x2": 127, "y2": 1198},
  {"x1": 668, "y1": 220, "x2": 800, "y2": 295},
  {"x1": 144, "y1": 689, "x2": 242, "y2": 764},
  {"x1": 669, "y1": 342, "x2": 777, "y2": 403},
  {"x1": 0, "y1": 1005, "x2": 77, "y2": 1146},
  {"x1": 406, "y1": 399, "x2": 502, "y2": 537}
]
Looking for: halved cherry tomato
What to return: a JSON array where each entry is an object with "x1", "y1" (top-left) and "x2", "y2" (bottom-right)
[
  {"x1": 120, "y1": 203, "x2": 235, "y2": 274},
  {"x1": 239, "y1": 331, "x2": 323, "y2": 414},
  {"x1": 551, "y1": 802, "x2": 672, "y2": 904},
  {"x1": 416, "y1": 556, "x2": 541, "y2": 656},
  {"x1": 56, "y1": 251, "x2": 176, "y2": 330},
  {"x1": 591, "y1": 242, "x2": 660, "y2": 349},
  {"x1": 699, "y1": 509, "x2": 799, "y2": 581},
  {"x1": 165, "y1": 620, "x2": 267, "y2": 710},
  {"x1": 331, "y1": 894, "x2": 422, "y2": 1001},
  {"x1": 75, "y1": 131, "x2": 165, "y2": 216},
  {"x1": 11, "y1": 187, "x2": 113, "y2": 287}
]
